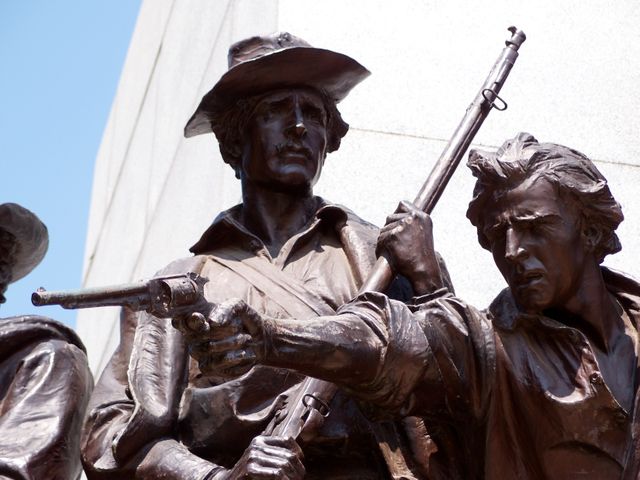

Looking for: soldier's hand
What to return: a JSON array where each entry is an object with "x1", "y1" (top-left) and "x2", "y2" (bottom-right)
[
  {"x1": 213, "y1": 435, "x2": 305, "y2": 480},
  {"x1": 171, "y1": 304, "x2": 217, "y2": 340},
  {"x1": 181, "y1": 299, "x2": 268, "y2": 377},
  {"x1": 377, "y1": 200, "x2": 444, "y2": 295}
]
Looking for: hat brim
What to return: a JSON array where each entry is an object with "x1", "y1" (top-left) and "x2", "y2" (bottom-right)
[
  {"x1": 184, "y1": 46, "x2": 370, "y2": 137},
  {"x1": 0, "y1": 203, "x2": 49, "y2": 282}
]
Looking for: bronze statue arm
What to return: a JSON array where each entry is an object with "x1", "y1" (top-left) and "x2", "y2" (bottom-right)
[
  {"x1": 260, "y1": 313, "x2": 384, "y2": 383},
  {"x1": 187, "y1": 286, "x2": 495, "y2": 421},
  {"x1": 183, "y1": 203, "x2": 442, "y2": 384},
  {"x1": 267, "y1": 292, "x2": 494, "y2": 420},
  {"x1": 184, "y1": 298, "x2": 383, "y2": 386}
]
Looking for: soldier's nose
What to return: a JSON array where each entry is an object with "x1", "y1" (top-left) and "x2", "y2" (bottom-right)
[
  {"x1": 504, "y1": 228, "x2": 529, "y2": 263},
  {"x1": 285, "y1": 103, "x2": 307, "y2": 138},
  {"x1": 287, "y1": 122, "x2": 307, "y2": 138}
]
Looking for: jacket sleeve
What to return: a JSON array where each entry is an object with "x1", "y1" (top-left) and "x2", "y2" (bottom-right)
[
  {"x1": 80, "y1": 257, "x2": 224, "y2": 480},
  {"x1": 337, "y1": 291, "x2": 495, "y2": 423}
]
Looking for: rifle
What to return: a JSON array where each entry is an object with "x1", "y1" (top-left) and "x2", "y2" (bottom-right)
[
  {"x1": 265, "y1": 26, "x2": 527, "y2": 441},
  {"x1": 360, "y1": 25, "x2": 526, "y2": 293},
  {"x1": 32, "y1": 26, "x2": 526, "y2": 443}
]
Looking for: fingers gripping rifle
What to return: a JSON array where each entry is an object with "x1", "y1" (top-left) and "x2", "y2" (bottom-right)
[
  {"x1": 361, "y1": 26, "x2": 526, "y2": 293},
  {"x1": 268, "y1": 27, "x2": 527, "y2": 441}
]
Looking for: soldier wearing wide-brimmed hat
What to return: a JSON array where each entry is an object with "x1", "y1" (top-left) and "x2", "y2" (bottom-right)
[
  {"x1": 82, "y1": 32, "x2": 434, "y2": 480},
  {"x1": 0, "y1": 202, "x2": 93, "y2": 479},
  {"x1": 0, "y1": 202, "x2": 49, "y2": 303},
  {"x1": 184, "y1": 31, "x2": 369, "y2": 181}
]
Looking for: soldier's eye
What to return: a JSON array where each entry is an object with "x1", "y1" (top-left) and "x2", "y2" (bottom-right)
[
  {"x1": 304, "y1": 107, "x2": 326, "y2": 124},
  {"x1": 485, "y1": 226, "x2": 505, "y2": 244},
  {"x1": 257, "y1": 101, "x2": 285, "y2": 121},
  {"x1": 266, "y1": 105, "x2": 279, "y2": 117},
  {"x1": 528, "y1": 218, "x2": 552, "y2": 233}
]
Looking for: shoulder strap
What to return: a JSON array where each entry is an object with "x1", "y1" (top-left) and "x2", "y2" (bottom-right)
[
  {"x1": 210, "y1": 247, "x2": 336, "y2": 318},
  {"x1": 211, "y1": 248, "x2": 425, "y2": 478}
]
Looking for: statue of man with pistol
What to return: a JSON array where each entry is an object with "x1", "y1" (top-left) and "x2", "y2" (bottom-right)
[{"x1": 80, "y1": 32, "x2": 444, "y2": 480}]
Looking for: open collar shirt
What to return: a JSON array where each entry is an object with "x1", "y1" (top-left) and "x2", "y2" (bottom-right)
[
  {"x1": 342, "y1": 267, "x2": 640, "y2": 480},
  {"x1": 82, "y1": 197, "x2": 401, "y2": 480},
  {"x1": 188, "y1": 197, "x2": 361, "y2": 317}
]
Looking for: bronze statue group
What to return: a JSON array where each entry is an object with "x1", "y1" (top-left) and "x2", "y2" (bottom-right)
[{"x1": 1, "y1": 32, "x2": 638, "y2": 480}]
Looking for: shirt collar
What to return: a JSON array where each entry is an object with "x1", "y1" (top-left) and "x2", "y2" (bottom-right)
[
  {"x1": 189, "y1": 196, "x2": 349, "y2": 254},
  {"x1": 489, "y1": 266, "x2": 640, "y2": 331}
]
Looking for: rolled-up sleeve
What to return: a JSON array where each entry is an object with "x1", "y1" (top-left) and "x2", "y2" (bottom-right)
[{"x1": 338, "y1": 291, "x2": 495, "y2": 422}]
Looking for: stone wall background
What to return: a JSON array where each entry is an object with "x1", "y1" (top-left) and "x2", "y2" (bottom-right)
[{"x1": 77, "y1": 0, "x2": 640, "y2": 374}]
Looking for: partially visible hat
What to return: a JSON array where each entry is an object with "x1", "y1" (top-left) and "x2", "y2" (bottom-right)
[
  {"x1": 184, "y1": 32, "x2": 370, "y2": 138},
  {"x1": 0, "y1": 203, "x2": 49, "y2": 283}
]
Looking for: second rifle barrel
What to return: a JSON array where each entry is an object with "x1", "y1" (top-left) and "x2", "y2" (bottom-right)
[{"x1": 414, "y1": 26, "x2": 526, "y2": 212}]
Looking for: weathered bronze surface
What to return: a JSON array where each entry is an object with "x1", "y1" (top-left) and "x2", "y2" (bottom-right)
[
  {"x1": 201, "y1": 133, "x2": 640, "y2": 479},
  {"x1": 0, "y1": 203, "x2": 93, "y2": 480},
  {"x1": 80, "y1": 32, "x2": 437, "y2": 479},
  {"x1": 172, "y1": 27, "x2": 526, "y2": 464}
]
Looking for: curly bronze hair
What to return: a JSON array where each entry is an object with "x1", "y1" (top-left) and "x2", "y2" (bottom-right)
[{"x1": 466, "y1": 133, "x2": 623, "y2": 263}]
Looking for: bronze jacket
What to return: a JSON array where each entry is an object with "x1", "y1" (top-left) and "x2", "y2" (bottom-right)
[
  {"x1": 339, "y1": 267, "x2": 640, "y2": 479},
  {"x1": 81, "y1": 198, "x2": 428, "y2": 480},
  {"x1": 0, "y1": 315, "x2": 93, "y2": 480}
]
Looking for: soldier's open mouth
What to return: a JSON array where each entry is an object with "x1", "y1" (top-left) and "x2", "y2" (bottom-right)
[{"x1": 515, "y1": 270, "x2": 544, "y2": 287}]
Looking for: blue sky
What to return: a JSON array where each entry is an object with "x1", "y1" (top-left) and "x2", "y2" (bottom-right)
[{"x1": 0, "y1": 1, "x2": 141, "y2": 327}]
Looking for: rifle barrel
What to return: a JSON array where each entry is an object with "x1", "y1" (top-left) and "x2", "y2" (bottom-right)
[{"x1": 359, "y1": 26, "x2": 526, "y2": 294}]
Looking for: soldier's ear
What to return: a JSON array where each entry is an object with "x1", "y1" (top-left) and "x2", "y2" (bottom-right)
[
  {"x1": 220, "y1": 142, "x2": 244, "y2": 179},
  {"x1": 582, "y1": 225, "x2": 602, "y2": 252},
  {"x1": 228, "y1": 142, "x2": 243, "y2": 161}
]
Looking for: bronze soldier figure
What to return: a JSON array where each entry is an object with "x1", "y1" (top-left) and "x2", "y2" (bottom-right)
[
  {"x1": 0, "y1": 203, "x2": 92, "y2": 480},
  {"x1": 195, "y1": 133, "x2": 640, "y2": 479},
  {"x1": 81, "y1": 32, "x2": 441, "y2": 479}
]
